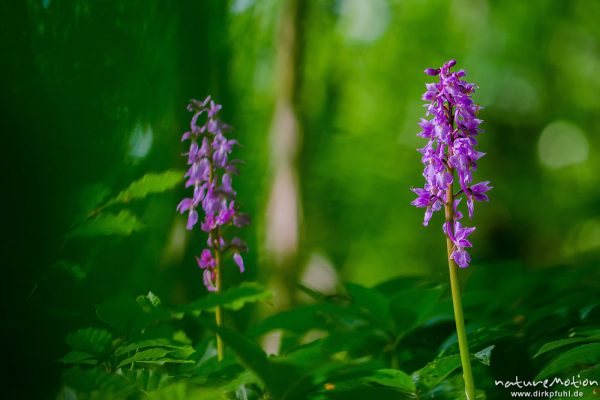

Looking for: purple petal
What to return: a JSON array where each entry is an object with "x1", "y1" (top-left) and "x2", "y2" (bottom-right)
[
  {"x1": 452, "y1": 248, "x2": 471, "y2": 268},
  {"x1": 186, "y1": 209, "x2": 198, "y2": 230},
  {"x1": 423, "y1": 207, "x2": 434, "y2": 226},
  {"x1": 177, "y1": 198, "x2": 193, "y2": 214},
  {"x1": 233, "y1": 253, "x2": 244, "y2": 273}
]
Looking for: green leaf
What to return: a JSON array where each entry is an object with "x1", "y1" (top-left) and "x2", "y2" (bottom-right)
[
  {"x1": 116, "y1": 348, "x2": 170, "y2": 368},
  {"x1": 412, "y1": 355, "x2": 461, "y2": 389},
  {"x1": 60, "y1": 350, "x2": 97, "y2": 365},
  {"x1": 62, "y1": 367, "x2": 138, "y2": 398},
  {"x1": 115, "y1": 339, "x2": 192, "y2": 356},
  {"x1": 66, "y1": 327, "x2": 113, "y2": 355},
  {"x1": 103, "y1": 170, "x2": 183, "y2": 208},
  {"x1": 146, "y1": 382, "x2": 224, "y2": 400},
  {"x1": 346, "y1": 283, "x2": 392, "y2": 331},
  {"x1": 389, "y1": 287, "x2": 442, "y2": 335},
  {"x1": 363, "y1": 369, "x2": 416, "y2": 393},
  {"x1": 96, "y1": 294, "x2": 169, "y2": 335},
  {"x1": 202, "y1": 320, "x2": 307, "y2": 400},
  {"x1": 185, "y1": 282, "x2": 272, "y2": 314},
  {"x1": 122, "y1": 369, "x2": 171, "y2": 392},
  {"x1": 77, "y1": 183, "x2": 111, "y2": 211},
  {"x1": 67, "y1": 210, "x2": 143, "y2": 238},
  {"x1": 249, "y1": 304, "x2": 347, "y2": 336},
  {"x1": 536, "y1": 342, "x2": 600, "y2": 379},
  {"x1": 137, "y1": 291, "x2": 163, "y2": 309},
  {"x1": 534, "y1": 337, "x2": 600, "y2": 358},
  {"x1": 54, "y1": 260, "x2": 88, "y2": 281}
]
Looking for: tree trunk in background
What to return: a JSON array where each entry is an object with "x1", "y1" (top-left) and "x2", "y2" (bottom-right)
[{"x1": 265, "y1": 0, "x2": 305, "y2": 312}]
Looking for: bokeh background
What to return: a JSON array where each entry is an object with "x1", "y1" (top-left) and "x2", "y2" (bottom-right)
[{"x1": 2, "y1": 0, "x2": 599, "y2": 398}]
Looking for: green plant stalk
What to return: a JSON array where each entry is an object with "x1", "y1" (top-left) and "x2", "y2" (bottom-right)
[
  {"x1": 215, "y1": 249, "x2": 224, "y2": 362},
  {"x1": 444, "y1": 177, "x2": 476, "y2": 400}
]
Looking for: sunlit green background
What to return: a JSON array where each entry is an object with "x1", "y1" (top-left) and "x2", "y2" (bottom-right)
[{"x1": 3, "y1": 0, "x2": 599, "y2": 398}]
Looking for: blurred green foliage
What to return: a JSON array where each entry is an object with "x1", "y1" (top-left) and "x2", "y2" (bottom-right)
[{"x1": 2, "y1": 0, "x2": 599, "y2": 398}]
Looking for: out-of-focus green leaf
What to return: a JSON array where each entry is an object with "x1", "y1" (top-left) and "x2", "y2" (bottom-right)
[
  {"x1": 249, "y1": 304, "x2": 348, "y2": 336},
  {"x1": 102, "y1": 170, "x2": 183, "y2": 208},
  {"x1": 346, "y1": 283, "x2": 392, "y2": 331},
  {"x1": 185, "y1": 282, "x2": 272, "y2": 314},
  {"x1": 438, "y1": 327, "x2": 512, "y2": 357},
  {"x1": 534, "y1": 337, "x2": 600, "y2": 358},
  {"x1": 60, "y1": 350, "x2": 97, "y2": 365},
  {"x1": 146, "y1": 381, "x2": 224, "y2": 400},
  {"x1": 389, "y1": 287, "x2": 442, "y2": 335},
  {"x1": 363, "y1": 369, "x2": 416, "y2": 392},
  {"x1": 536, "y1": 342, "x2": 600, "y2": 379},
  {"x1": 67, "y1": 210, "x2": 143, "y2": 238},
  {"x1": 412, "y1": 355, "x2": 461, "y2": 389},
  {"x1": 96, "y1": 294, "x2": 169, "y2": 335},
  {"x1": 66, "y1": 327, "x2": 113, "y2": 355},
  {"x1": 122, "y1": 369, "x2": 171, "y2": 392},
  {"x1": 62, "y1": 367, "x2": 138, "y2": 398},
  {"x1": 76, "y1": 183, "x2": 111, "y2": 214},
  {"x1": 203, "y1": 320, "x2": 308, "y2": 400},
  {"x1": 54, "y1": 260, "x2": 88, "y2": 281},
  {"x1": 375, "y1": 277, "x2": 435, "y2": 297},
  {"x1": 115, "y1": 339, "x2": 191, "y2": 356}
]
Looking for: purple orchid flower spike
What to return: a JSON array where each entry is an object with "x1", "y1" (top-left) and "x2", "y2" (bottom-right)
[
  {"x1": 178, "y1": 95, "x2": 250, "y2": 292},
  {"x1": 411, "y1": 59, "x2": 491, "y2": 267}
]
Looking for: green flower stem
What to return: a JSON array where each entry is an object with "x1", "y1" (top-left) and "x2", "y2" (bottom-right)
[
  {"x1": 215, "y1": 249, "x2": 224, "y2": 362},
  {"x1": 445, "y1": 179, "x2": 476, "y2": 400}
]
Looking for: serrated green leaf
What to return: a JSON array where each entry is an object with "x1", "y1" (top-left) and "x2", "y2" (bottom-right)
[
  {"x1": 115, "y1": 339, "x2": 192, "y2": 356},
  {"x1": 536, "y1": 342, "x2": 600, "y2": 379},
  {"x1": 68, "y1": 210, "x2": 143, "y2": 238},
  {"x1": 117, "y1": 348, "x2": 171, "y2": 368},
  {"x1": 103, "y1": 170, "x2": 183, "y2": 208},
  {"x1": 185, "y1": 282, "x2": 272, "y2": 314},
  {"x1": 66, "y1": 327, "x2": 113, "y2": 355},
  {"x1": 534, "y1": 337, "x2": 600, "y2": 358}
]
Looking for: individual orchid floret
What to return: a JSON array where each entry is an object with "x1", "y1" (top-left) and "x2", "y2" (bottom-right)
[
  {"x1": 178, "y1": 95, "x2": 250, "y2": 291},
  {"x1": 410, "y1": 60, "x2": 492, "y2": 268}
]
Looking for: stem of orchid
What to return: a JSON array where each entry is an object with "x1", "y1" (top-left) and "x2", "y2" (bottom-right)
[
  {"x1": 444, "y1": 178, "x2": 476, "y2": 400},
  {"x1": 215, "y1": 249, "x2": 224, "y2": 362}
]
